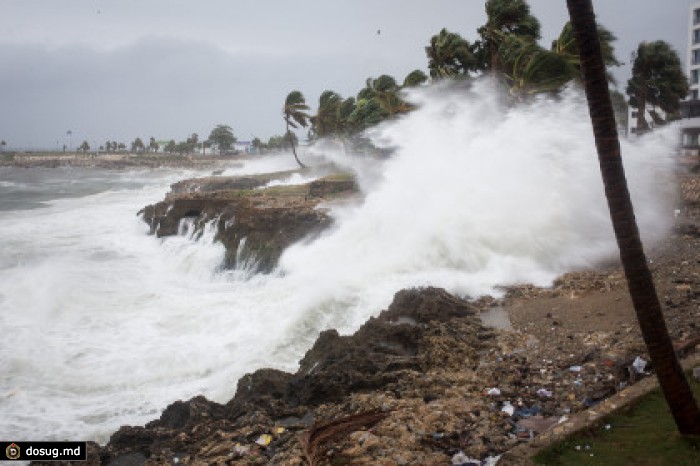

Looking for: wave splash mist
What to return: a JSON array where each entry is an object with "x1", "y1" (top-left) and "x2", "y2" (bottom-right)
[{"x1": 288, "y1": 82, "x2": 675, "y2": 327}]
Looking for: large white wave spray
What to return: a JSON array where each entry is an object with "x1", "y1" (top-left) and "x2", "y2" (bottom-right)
[
  {"x1": 284, "y1": 82, "x2": 675, "y2": 327},
  {"x1": 0, "y1": 82, "x2": 677, "y2": 444}
]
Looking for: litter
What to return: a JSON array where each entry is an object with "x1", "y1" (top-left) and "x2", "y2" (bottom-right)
[
  {"x1": 255, "y1": 434, "x2": 272, "y2": 447},
  {"x1": 536, "y1": 388, "x2": 553, "y2": 398},
  {"x1": 514, "y1": 406, "x2": 541, "y2": 418},
  {"x1": 233, "y1": 443, "x2": 251, "y2": 455},
  {"x1": 569, "y1": 365, "x2": 583, "y2": 372},
  {"x1": 486, "y1": 388, "x2": 501, "y2": 396},
  {"x1": 501, "y1": 401, "x2": 515, "y2": 416},
  {"x1": 451, "y1": 451, "x2": 480, "y2": 465},
  {"x1": 632, "y1": 356, "x2": 648, "y2": 374}
]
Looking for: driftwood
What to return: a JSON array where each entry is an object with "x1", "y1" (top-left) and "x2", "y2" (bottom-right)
[{"x1": 297, "y1": 410, "x2": 390, "y2": 466}]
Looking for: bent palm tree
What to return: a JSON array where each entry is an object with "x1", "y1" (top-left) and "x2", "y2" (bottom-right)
[
  {"x1": 425, "y1": 28, "x2": 477, "y2": 80},
  {"x1": 283, "y1": 91, "x2": 310, "y2": 168},
  {"x1": 567, "y1": 0, "x2": 700, "y2": 435},
  {"x1": 477, "y1": 0, "x2": 541, "y2": 83},
  {"x1": 626, "y1": 41, "x2": 688, "y2": 133}
]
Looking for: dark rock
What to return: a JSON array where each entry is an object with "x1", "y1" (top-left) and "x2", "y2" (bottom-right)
[
  {"x1": 108, "y1": 426, "x2": 157, "y2": 453},
  {"x1": 107, "y1": 452, "x2": 147, "y2": 466},
  {"x1": 139, "y1": 174, "x2": 354, "y2": 273},
  {"x1": 146, "y1": 396, "x2": 225, "y2": 429},
  {"x1": 140, "y1": 195, "x2": 330, "y2": 273},
  {"x1": 228, "y1": 369, "x2": 295, "y2": 418},
  {"x1": 96, "y1": 287, "x2": 493, "y2": 464}
]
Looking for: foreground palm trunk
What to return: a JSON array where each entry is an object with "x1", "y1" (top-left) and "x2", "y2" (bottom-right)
[{"x1": 566, "y1": 0, "x2": 700, "y2": 435}]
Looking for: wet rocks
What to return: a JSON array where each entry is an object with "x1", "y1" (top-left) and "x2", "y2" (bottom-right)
[
  {"x1": 139, "y1": 172, "x2": 356, "y2": 273},
  {"x1": 84, "y1": 287, "x2": 497, "y2": 465}
]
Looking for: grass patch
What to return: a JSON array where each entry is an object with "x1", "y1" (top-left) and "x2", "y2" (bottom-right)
[
  {"x1": 320, "y1": 172, "x2": 355, "y2": 182},
  {"x1": 534, "y1": 373, "x2": 700, "y2": 465}
]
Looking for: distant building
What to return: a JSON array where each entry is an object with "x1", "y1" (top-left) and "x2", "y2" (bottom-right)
[
  {"x1": 680, "y1": 1, "x2": 700, "y2": 155},
  {"x1": 233, "y1": 141, "x2": 256, "y2": 154}
]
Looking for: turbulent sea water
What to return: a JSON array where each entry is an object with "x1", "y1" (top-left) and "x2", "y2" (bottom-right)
[{"x1": 0, "y1": 83, "x2": 678, "y2": 443}]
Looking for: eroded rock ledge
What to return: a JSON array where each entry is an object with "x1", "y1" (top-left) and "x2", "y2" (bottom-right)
[{"x1": 139, "y1": 172, "x2": 356, "y2": 272}]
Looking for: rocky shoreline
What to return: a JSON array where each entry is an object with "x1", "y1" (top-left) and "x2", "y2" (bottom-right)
[
  {"x1": 33, "y1": 170, "x2": 700, "y2": 465},
  {"x1": 0, "y1": 152, "x2": 239, "y2": 170},
  {"x1": 139, "y1": 169, "x2": 356, "y2": 272}
]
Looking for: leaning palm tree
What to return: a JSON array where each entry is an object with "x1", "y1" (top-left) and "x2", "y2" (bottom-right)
[
  {"x1": 566, "y1": 0, "x2": 700, "y2": 435},
  {"x1": 626, "y1": 41, "x2": 689, "y2": 133},
  {"x1": 476, "y1": 0, "x2": 541, "y2": 82},
  {"x1": 283, "y1": 90, "x2": 310, "y2": 168},
  {"x1": 551, "y1": 21, "x2": 621, "y2": 85},
  {"x1": 311, "y1": 90, "x2": 343, "y2": 139},
  {"x1": 498, "y1": 35, "x2": 574, "y2": 101},
  {"x1": 425, "y1": 28, "x2": 477, "y2": 80}
]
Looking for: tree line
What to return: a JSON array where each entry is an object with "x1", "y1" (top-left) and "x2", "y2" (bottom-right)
[{"x1": 278, "y1": 0, "x2": 688, "y2": 167}]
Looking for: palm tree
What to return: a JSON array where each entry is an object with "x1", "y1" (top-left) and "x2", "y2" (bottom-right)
[
  {"x1": 403, "y1": 69, "x2": 428, "y2": 88},
  {"x1": 336, "y1": 97, "x2": 357, "y2": 139},
  {"x1": 131, "y1": 137, "x2": 145, "y2": 154},
  {"x1": 566, "y1": 0, "x2": 700, "y2": 435},
  {"x1": 550, "y1": 21, "x2": 621, "y2": 85},
  {"x1": 311, "y1": 90, "x2": 343, "y2": 139},
  {"x1": 476, "y1": 0, "x2": 541, "y2": 81},
  {"x1": 148, "y1": 137, "x2": 159, "y2": 153},
  {"x1": 361, "y1": 75, "x2": 410, "y2": 117},
  {"x1": 626, "y1": 41, "x2": 689, "y2": 133},
  {"x1": 208, "y1": 125, "x2": 236, "y2": 155},
  {"x1": 0, "y1": 140, "x2": 6, "y2": 152},
  {"x1": 425, "y1": 28, "x2": 477, "y2": 79},
  {"x1": 498, "y1": 35, "x2": 574, "y2": 101},
  {"x1": 283, "y1": 91, "x2": 310, "y2": 168},
  {"x1": 164, "y1": 140, "x2": 176, "y2": 154},
  {"x1": 66, "y1": 130, "x2": 73, "y2": 150}
]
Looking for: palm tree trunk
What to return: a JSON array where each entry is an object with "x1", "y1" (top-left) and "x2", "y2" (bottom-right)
[
  {"x1": 636, "y1": 82, "x2": 649, "y2": 133},
  {"x1": 286, "y1": 121, "x2": 305, "y2": 169},
  {"x1": 567, "y1": 0, "x2": 700, "y2": 435}
]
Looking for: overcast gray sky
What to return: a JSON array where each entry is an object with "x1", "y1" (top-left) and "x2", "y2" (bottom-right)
[{"x1": 0, "y1": 0, "x2": 695, "y2": 150}]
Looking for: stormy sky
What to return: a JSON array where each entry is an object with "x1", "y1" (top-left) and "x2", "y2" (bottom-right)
[{"x1": 0, "y1": 0, "x2": 695, "y2": 150}]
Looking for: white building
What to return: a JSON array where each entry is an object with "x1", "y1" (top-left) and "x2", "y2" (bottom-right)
[{"x1": 680, "y1": 1, "x2": 700, "y2": 154}]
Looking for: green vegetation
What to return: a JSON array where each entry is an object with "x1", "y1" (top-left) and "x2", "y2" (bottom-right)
[
  {"x1": 627, "y1": 40, "x2": 689, "y2": 133},
  {"x1": 283, "y1": 91, "x2": 311, "y2": 168},
  {"x1": 208, "y1": 125, "x2": 236, "y2": 155},
  {"x1": 533, "y1": 374, "x2": 700, "y2": 465},
  {"x1": 148, "y1": 137, "x2": 159, "y2": 153},
  {"x1": 131, "y1": 137, "x2": 145, "y2": 153}
]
